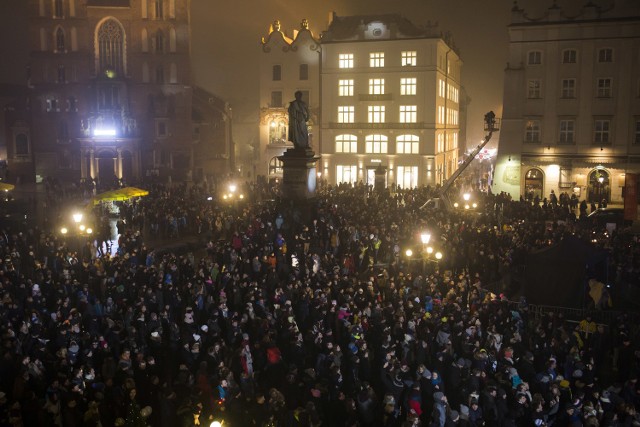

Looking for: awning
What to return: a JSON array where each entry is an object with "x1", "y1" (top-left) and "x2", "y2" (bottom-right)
[{"x1": 91, "y1": 186, "x2": 149, "y2": 204}]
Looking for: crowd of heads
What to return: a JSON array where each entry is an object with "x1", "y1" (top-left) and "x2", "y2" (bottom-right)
[{"x1": 0, "y1": 180, "x2": 639, "y2": 427}]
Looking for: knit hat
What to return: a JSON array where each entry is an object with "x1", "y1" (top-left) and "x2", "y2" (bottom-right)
[{"x1": 434, "y1": 391, "x2": 444, "y2": 401}]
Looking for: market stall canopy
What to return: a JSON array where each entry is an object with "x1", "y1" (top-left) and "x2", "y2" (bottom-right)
[
  {"x1": 91, "y1": 187, "x2": 149, "y2": 204},
  {"x1": 0, "y1": 182, "x2": 15, "y2": 191}
]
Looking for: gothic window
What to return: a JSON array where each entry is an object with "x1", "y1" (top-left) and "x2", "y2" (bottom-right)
[
  {"x1": 97, "y1": 19, "x2": 125, "y2": 76},
  {"x1": 155, "y1": 30, "x2": 164, "y2": 53},
  {"x1": 55, "y1": 27, "x2": 65, "y2": 52},
  {"x1": 54, "y1": 0, "x2": 63, "y2": 18}
]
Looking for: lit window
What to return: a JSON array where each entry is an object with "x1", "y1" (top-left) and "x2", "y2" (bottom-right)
[
  {"x1": 401, "y1": 51, "x2": 417, "y2": 67},
  {"x1": 339, "y1": 79, "x2": 354, "y2": 97},
  {"x1": 336, "y1": 165, "x2": 357, "y2": 184},
  {"x1": 527, "y1": 80, "x2": 542, "y2": 98},
  {"x1": 399, "y1": 106, "x2": 417, "y2": 123},
  {"x1": 396, "y1": 166, "x2": 418, "y2": 189},
  {"x1": 528, "y1": 51, "x2": 542, "y2": 65},
  {"x1": 269, "y1": 157, "x2": 283, "y2": 175},
  {"x1": 438, "y1": 80, "x2": 445, "y2": 97},
  {"x1": 597, "y1": 78, "x2": 612, "y2": 98},
  {"x1": 335, "y1": 134, "x2": 357, "y2": 153},
  {"x1": 269, "y1": 120, "x2": 287, "y2": 144},
  {"x1": 436, "y1": 134, "x2": 444, "y2": 153},
  {"x1": 525, "y1": 120, "x2": 541, "y2": 142},
  {"x1": 365, "y1": 134, "x2": 388, "y2": 153},
  {"x1": 594, "y1": 119, "x2": 610, "y2": 144},
  {"x1": 370, "y1": 52, "x2": 384, "y2": 67},
  {"x1": 598, "y1": 48, "x2": 613, "y2": 63},
  {"x1": 367, "y1": 106, "x2": 385, "y2": 123},
  {"x1": 272, "y1": 65, "x2": 281, "y2": 81},
  {"x1": 563, "y1": 49, "x2": 577, "y2": 64},
  {"x1": 339, "y1": 53, "x2": 354, "y2": 69},
  {"x1": 561, "y1": 79, "x2": 576, "y2": 98},
  {"x1": 438, "y1": 106, "x2": 445, "y2": 124},
  {"x1": 369, "y1": 78, "x2": 385, "y2": 95},
  {"x1": 559, "y1": 119, "x2": 575, "y2": 144},
  {"x1": 299, "y1": 64, "x2": 308, "y2": 80},
  {"x1": 338, "y1": 106, "x2": 354, "y2": 123},
  {"x1": 396, "y1": 135, "x2": 419, "y2": 154},
  {"x1": 400, "y1": 78, "x2": 416, "y2": 95}
]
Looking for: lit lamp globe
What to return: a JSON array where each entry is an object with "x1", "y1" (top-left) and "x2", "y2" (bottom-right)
[
  {"x1": 420, "y1": 233, "x2": 431, "y2": 245},
  {"x1": 435, "y1": 252, "x2": 443, "y2": 260},
  {"x1": 210, "y1": 422, "x2": 222, "y2": 427},
  {"x1": 228, "y1": 184, "x2": 237, "y2": 193},
  {"x1": 463, "y1": 193, "x2": 471, "y2": 201},
  {"x1": 60, "y1": 227, "x2": 68, "y2": 235},
  {"x1": 72, "y1": 213, "x2": 83, "y2": 223},
  {"x1": 405, "y1": 249, "x2": 413, "y2": 258},
  {"x1": 426, "y1": 246, "x2": 434, "y2": 254},
  {"x1": 86, "y1": 228, "x2": 93, "y2": 234}
]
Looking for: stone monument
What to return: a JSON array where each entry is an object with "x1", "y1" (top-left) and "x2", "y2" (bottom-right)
[{"x1": 279, "y1": 91, "x2": 320, "y2": 200}]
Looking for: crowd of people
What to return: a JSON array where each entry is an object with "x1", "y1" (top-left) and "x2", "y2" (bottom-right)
[{"x1": 0, "y1": 180, "x2": 639, "y2": 427}]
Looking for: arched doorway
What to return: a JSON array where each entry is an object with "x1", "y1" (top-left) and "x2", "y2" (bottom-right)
[
  {"x1": 588, "y1": 169, "x2": 610, "y2": 203},
  {"x1": 524, "y1": 168, "x2": 544, "y2": 200},
  {"x1": 96, "y1": 149, "x2": 117, "y2": 188}
]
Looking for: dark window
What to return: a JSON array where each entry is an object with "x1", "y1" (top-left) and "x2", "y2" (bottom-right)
[
  {"x1": 156, "y1": 65, "x2": 164, "y2": 84},
  {"x1": 58, "y1": 121, "x2": 68, "y2": 140},
  {"x1": 528, "y1": 51, "x2": 542, "y2": 65},
  {"x1": 155, "y1": 30, "x2": 164, "y2": 53},
  {"x1": 299, "y1": 64, "x2": 308, "y2": 80},
  {"x1": 15, "y1": 134, "x2": 29, "y2": 156},
  {"x1": 272, "y1": 65, "x2": 281, "y2": 81},
  {"x1": 157, "y1": 121, "x2": 167, "y2": 137},
  {"x1": 562, "y1": 49, "x2": 577, "y2": 64},
  {"x1": 54, "y1": 0, "x2": 63, "y2": 18},
  {"x1": 598, "y1": 48, "x2": 613, "y2": 63},
  {"x1": 155, "y1": 0, "x2": 163, "y2": 19},
  {"x1": 56, "y1": 28, "x2": 65, "y2": 51},
  {"x1": 67, "y1": 96, "x2": 77, "y2": 112},
  {"x1": 271, "y1": 91, "x2": 282, "y2": 107},
  {"x1": 57, "y1": 65, "x2": 66, "y2": 83}
]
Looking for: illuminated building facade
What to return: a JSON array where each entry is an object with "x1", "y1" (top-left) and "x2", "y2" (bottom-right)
[
  {"x1": 259, "y1": 14, "x2": 462, "y2": 187},
  {"x1": 494, "y1": 1, "x2": 640, "y2": 203},
  {"x1": 5, "y1": 0, "x2": 232, "y2": 184}
]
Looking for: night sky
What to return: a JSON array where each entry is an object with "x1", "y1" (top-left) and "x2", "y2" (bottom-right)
[{"x1": 0, "y1": 0, "x2": 626, "y2": 151}]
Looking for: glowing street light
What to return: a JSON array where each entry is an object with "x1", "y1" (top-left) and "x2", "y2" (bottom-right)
[
  {"x1": 435, "y1": 252, "x2": 443, "y2": 260},
  {"x1": 72, "y1": 213, "x2": 83, "y2": 223},
  {"x1": 228, "y1": 184, "x2": 237, "y2": 193},
  {"x1": 420, "y1": 232, "x2": 431, "y2": 245},
  {"x1": 86, "y1": 228, "x2": 93, "y2": 234},
  {"x1": 60, "y1": 227, "x2": 68, "y2": 235},
  {"x1": 405, "y1": 249, "x2": 413, "y2": 258},
  {"x1": 79, "y1": 224, "x2": 86, "y2": 232},
  {"x1": 463, "y1": 193, "x2": 471, "y2": 201},
  {"x1": 210, "y1": 421, "x2": 223, "y2": 427}
]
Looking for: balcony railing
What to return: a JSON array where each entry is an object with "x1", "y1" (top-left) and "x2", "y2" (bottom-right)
[
  {"x1": 328, "y1": 122, "x2": 426, "y2": 129},
  {"x1": 80, "y1": 112, "x2": 138, "y2": 138},
  {"x1": 358, "y1": 93, "x2": 393, "y2": 102}
]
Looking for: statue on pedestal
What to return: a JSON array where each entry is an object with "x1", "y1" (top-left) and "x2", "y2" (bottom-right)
[{"x1": 287, "y1": 91, "x2": 310, "y2": 149}]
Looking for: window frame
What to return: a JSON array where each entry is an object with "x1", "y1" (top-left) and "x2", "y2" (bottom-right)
[
  {"x1": 528, "y1": 50, "x2": 542, "y2": 65},
  {"x1": 337, "y1": 106, "x2": 355, "y2": 123},
  {"x1": 400, "y1": 77, "x2": 417, "y2": 96},
  {"x1": 396, "y1": 134, "x2": 419, "y2": 154},
  {"x1": 561, "y1": 78, "x2": 576, "y2": 99},
  {"x1": 339, "y1": 53, "x2": 354, "y2": 69},
  {"x1": 597, "y1": 78, "x2": 612, "y2": 98},
  {"x1": 524, "y1": 119, "x2": 541, "y2": 142},
  {"x1": 527, "y1": 79, "x2": 542, "y2": 99},
  {"x1": 401, "y1": 51, "x2": 417, "y2": 67},
  {"x1": 367, "y1": 105, "x2": 385, "y2": 123},
  {"x1": 593, "y1": 118, "x2": 611, "y2": 144},
  {"x1": 369, "y1": 52, "x2": 385, "y2": 68},
  {"x1": 558, "y1": 119, "x2": 575, "y2": 144},
  {"x1": 399, "y1": 105, "x2": 417, "y2": 124},
  {"x1": 562, "y1": 49, "x2": 577, "y2": 64},
  {"x1": 365, "y1": 134, "x2": 388, "y2": 154},
  {"x1": 368, "y1": 78, "x2": 385, "y2": 95},
  {"x1": 299, "y1": 64, "x2": 308, "y2": 81},
  {"x1": 272, "y1": 65, "x2": 281, "y2": 81},
  {"x1": 270, "y1": 91, "x2": 283, "y2": 108},
  {"x1": 335, "y1": 134, "x2": 358, "y2": 153},
  {"x1": 338, "y1": 79, "x2": 354, "y2": 97},
  {"x1": 598, "y1": 48, "x2": 613, "y2": 63}
]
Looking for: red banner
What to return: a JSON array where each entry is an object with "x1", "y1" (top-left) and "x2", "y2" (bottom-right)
[{"x1": 624, "y1": 173, "x2": 638, "y2": 222}]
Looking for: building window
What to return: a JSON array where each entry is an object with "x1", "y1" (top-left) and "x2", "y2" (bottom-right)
[
  {"x1": 365, "y1": 134, "x2": 388, "y2": 153},
  {"x1": 528, "y1": 50, "x2": 542, "y2": 65},
  {"x1": 155, "y1": 0, "x2": 163, "y2": 19},
  {"x1": 155, "y1": 65, "x2": 164, "y2": 83},
  {"x1": 525, "y1": 120, "x2": 541, "y2": 142},
  {"x1": 562, "y1": 49, "x2": 577, "y2": 64},
  {"x1": 597, "y1": 78, "x2": 612, "y2": 98},
  {"x1": 598, "y1": 48, "x2": 613, "y2": 63},
  {"x1": 56, "y1": 65, "x2": 65, "y2": 83},
  {"x1": 436, "y1": 134, "x2": 444, "y2": 153},
  {"x1": 335, "y1": 134, "x2": 357, "y2": 153},
  {"x1": 399, "y1": 105, "x2": 417, "y2": 123},
  {"x1": 57, "y1": 121, "x2": 68, "y2": 141},
  {"x1": 155, "y1": 30, "x2": 164, "y2": 53},
  {"x1": 438, "y1": 80, "x2": 445, "y2": 97},
  {"x1": 368, "y1": 106, "x2": 385, "y2": 123},
  {"x1": 396, "y1": 166, "x2": 418, "y2": 189},
  {"x1": 270, "y1": 91, "x2": 282, "y2": 108},
  {"x1": 269, "y1": 120, "x2": 287, "y2": 144},
  {"x1": 594, "y1": 119, "x2": 611, "y2": 144},
  {"x1": 336, "y1": 165, "x2": 357, "y2": 184},
  {"x1": 339, "y1": 79, "x2": 353, "y2": 96},
  {"x1": 46, "y1": 97, "x2": 59, "y2": 112},
  {"x1": 396, "y1": 134, "x2": 419, "y2": 154},
  {"x1": 561, "y1": 79, "x2": 576, "y2": 98},
  {"x1": 67, "y1": 96, "x2": 77, "y2": 112},
  {"x1": 339, "y1": 53, "x2": 354, "y2": 69},
  {"x1": 54, "y1": 0, "x2": 63, "y2": 18},
  {"x1": 559, "y1": 119, "x2": 575, "y2": 144},
  {"x1": 369, "y1": 78, "x2": 384, "y2": 95},
  {"x1": 14, "y1": 134, "x2": 30, "y2": 157},
  {"x1": 400, "y1": 78, "x2": 416, "y2": 95},
  {"x1": 299, "y1": 64, "x2": 308, "y2": 80},
  {"x1": 401, "y1": 51, "x2": 416, "y2": 66},
  {"x1": 272, "y1": 65, "x2": 281, "y2": 81},
  {"x1": 269, "y1": 157, "x2": 283, "y2": 175},
  {"x1": 55, "y1": 27, "x2": 65, "y2": 52},
  {"x1": 559, "y1": 167, "x2": 572, "y2": 188},
  {"x1": 97, "y1": 19, "x2": 125, "y2": 75},
  {"x1": 299, "y1": 90, "x2": 309, "y2": 106},
  {"x1": 634, "y1": 120, "x2": 640, "y2": 144},
  {"x1": 156, "y1": 120, "x2": 167, "y2": 137},
  {"x1": 338, "y1": 106, "x2": 354, "y2": 123},
  {"x1": 59, "y1": 150, "x2": 72, "y2": 169},
  {"x1": 370, "y1": 52, "x2": 384, "y2": 67},
  {"x1": 438, "y1": 106, "x2": 445, "y2": 124},
  {"x1": 527, "y1": 79, "x2": 542, "y2": 98}
]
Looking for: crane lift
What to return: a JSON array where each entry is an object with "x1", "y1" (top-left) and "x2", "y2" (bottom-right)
[{"x1": 420, "y1": 111, "x2": 500, "y2": 210}]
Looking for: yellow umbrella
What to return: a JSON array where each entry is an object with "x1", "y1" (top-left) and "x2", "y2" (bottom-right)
[{"x1": 0, "y1": 182, "x2": 15, "y2": 191}]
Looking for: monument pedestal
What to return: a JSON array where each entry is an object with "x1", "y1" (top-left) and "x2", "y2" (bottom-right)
[{"x1": 279, "y1": 147, "x2": 321, "y2": 200}]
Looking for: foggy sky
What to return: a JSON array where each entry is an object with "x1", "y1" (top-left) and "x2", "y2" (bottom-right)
[{"x1": 0, "y1": 0, "x2": 614, "y2": 151}]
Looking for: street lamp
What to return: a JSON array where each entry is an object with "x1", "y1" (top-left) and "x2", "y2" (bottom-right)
[
  {"x1": 72, "y1": 213, "x2": 83, "y2": 224},
  {"x1": 420, "y1": 233, "x2": 431, "y2": 245},
  {"x1": 463, "y1": 193, "x2": 471, "y2": 201}
]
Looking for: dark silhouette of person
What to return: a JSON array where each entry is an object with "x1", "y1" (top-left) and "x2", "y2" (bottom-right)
[{"x1": 288, "y1": 91, "x2": 310, "y2": 149}]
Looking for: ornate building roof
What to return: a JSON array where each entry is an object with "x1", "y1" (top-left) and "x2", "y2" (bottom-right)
[
  {"x1": 321, "y1": 13, "x2": 434, "y2": 41},
  {"x1": 87, "y1": 0, "x2": 130, "y2": 7}
]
